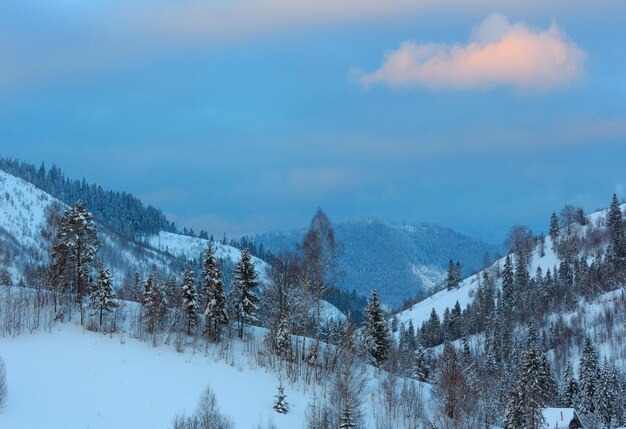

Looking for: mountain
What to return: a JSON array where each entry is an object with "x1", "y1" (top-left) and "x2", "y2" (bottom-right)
[
  {"x1": 0, "y1": 169, "x2": 265, "y2": 286},
  {"x1": 252, "y1": 217, "x2": 503, "y2": 308}
]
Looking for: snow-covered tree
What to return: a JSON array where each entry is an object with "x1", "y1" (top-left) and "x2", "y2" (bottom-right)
[
  {"x1": 233, "y1": 249, "x2": 260, "y2": 338},
  {"x1": 363, "y1": 290, "x2": 391, "y2": 367},
  {"x1": 51, "y1": 202, "x2": 100, "y2": 324},
  {"x1": 339, "y1": 404, "x2": 356, "y2": 429},
  {"x1": 608, "y1": 193, "x2": 625, "y2": 268},
  {"x1": 88, "y1": 265, "x2": 118, "y2": 326},
  {"x1": 202, "y1": 245, "x2": 228, "y2": 341},
  {"x1": 143, "y1": 270, "x2": 164, "y2": 334},
  {"x1": 550, "y1": 211, "x2": 560, "y2": 245},
  {"x1": 413, "y1": 345, "x2": 429, "y2": 382},
  {"x1": 578, "y1": 338, "x2": 600, "y2": 416},
  {"x1": 273, "y1": 382, "x2": 289, "y2": 414},
  {"x1": 561, "y1": 361, "x2": 579, "y2": 407},
  {"x1": 181, "y1": 267, "x2": 199, "y2": 335}
]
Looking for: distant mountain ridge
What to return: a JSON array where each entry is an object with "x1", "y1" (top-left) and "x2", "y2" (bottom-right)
[{"x1": 251, "y1": 217, "x2": 503, "y2": 308}]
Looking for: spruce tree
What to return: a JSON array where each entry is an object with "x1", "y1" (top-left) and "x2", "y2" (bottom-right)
[
  {"x1": 561, "y1": 361, "x2": 579, "y2": 407},
  {"x1": 233, "y1": 248, "x2": 260, "y2": 338},
  {"x1": 502, "y1": 387, "x2": 525, "y2": 429},
  {"x1": 413, "y1": 345, "x2": 429, "y2": 382},
  {"x1": 549, "y1": 212, "x2": 560, "y2": 244},
  {"x1": 446, "y1": 259, "x2": 456, "y2": 291},
  {"x1": 363, "y1": 290, "x2": 391, "y2": 367},
  {"x1": 608, "y1": 193, "x2": 625, "y2": 268},
  {"x1": 339, "y1": 404, "x2": 357, "y2": 429},
  {"x1": 143, "y1": 270, "x2": 164, "y2": 334},
  {"x1": 53, "y1": 201, "x2": 100, "y2": 324},
  {"x1": 88, "y1": 265, "x2": 117, "y2": 326},
  {"x1": 181, "y1": 267, "x2": 198, "y2": 335},
  {"x1": 454, "y1": 261, "x2": 463, "y2": 287},
  {"x1": 202, "y1": 245, "x2": 228, "y2": 341},
  {"x1": 273, "y1": 382, "x2": 289, "y2": 414},
  {"x1": 578, "y1": 337, "x2": 600, "y2": 415}
]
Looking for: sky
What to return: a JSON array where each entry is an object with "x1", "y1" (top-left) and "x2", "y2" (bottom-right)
[{"x1": 0, "y1": 0, "x2": 625, "y2": 244}]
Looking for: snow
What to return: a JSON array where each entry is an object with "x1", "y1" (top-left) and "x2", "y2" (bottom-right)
[
  {"x1": 541, "y1": 408, "x2": 578, "y2": 429},
  {"x1": 147, "y1": 231, "x2": 270, "y2": 281},
  {"x1": 0, "y1": 324, "x2": 310, "y2": 429}
]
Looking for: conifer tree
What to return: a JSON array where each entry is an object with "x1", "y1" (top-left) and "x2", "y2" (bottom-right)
[
  {"x1": 181, "y1": 267, "x2": 198, "y2": 335},
  {"x1": 363, "y1": 290, "x2": 391, "y2": 367},
  {"x1": 519, "y1": 346, "x2": 547, "y2": 429},
  {"x1": 454, "y1": 261, "x2": 462, "y2": 287},
  {"x1": 578, "y1": 338, "x2": 600, "y2": 415},
  {"x1": 446, "y1": 259, "x2": 456, "y2": 291},
  {"x1": 339, "y1": 404, "x2": 357, "y2": 429},
  {"x1": 273, "y1": 315, "x2": 291, "y2": 359},
  {"x1": 596, "y1": 364, "x2": 618, "y2": 428},
  {"x1": 608, "y1": 193, "x2": 625, "y2": 268},
  {"x1": 549, "y1": 212, "x2": 560, "y2": 244},
  {"x1": 561, "y1": 361, "x2": 579, "y2": 407},
  {"x1": 273, "y1": 382, "x2": 289, "y2": 414},
  {"x1": 88, "y1": 265, "x2": 118, "y2": 326},
  {"x1": 143, "y1": 270, "x2": 164, "y2": 334},
  {"x1": 52, "y1": 202, "x2": 100, "y2": 324},
  {"x1": 502, "y1": 387, "x2": 525, "y2": 429},
  {"x1": 413, "y1": 345, "x2": 429, "y2": 382},
  {"x1": 202, "y1": 245, "x2": 228, "y2": 341},
  {"x1": 233, "y1": 248, "x2": 260, "y2": 338}
]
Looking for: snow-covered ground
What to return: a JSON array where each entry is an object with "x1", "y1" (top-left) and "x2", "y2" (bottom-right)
[{"x1": 0, "y1": 324, "x2": 310, "y2": 429}]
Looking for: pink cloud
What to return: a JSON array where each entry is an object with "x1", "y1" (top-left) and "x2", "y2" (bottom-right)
[{"x1": 358, "y1": 14, "x2": 586, "y2": 90}]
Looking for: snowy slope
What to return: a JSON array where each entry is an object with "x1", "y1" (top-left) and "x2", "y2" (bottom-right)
[
  {"x1": 146, "y1": 231, "x2": 270, "y2": 280},
  {"x1": 0, "y1": 324, "x2": 311, "y2": 429},
  {"x1": 0, "y1": 170, "x2": 259, "y2": 284},
  {"x1": 395, "y1": 204, "x2": 625, "y2": 330}
]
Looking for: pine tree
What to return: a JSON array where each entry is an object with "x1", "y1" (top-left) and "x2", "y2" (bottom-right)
[
  {"x1": 88, "y1": 265, "x2": 117, "y2": 326},
  {"x1": 339, "y1": 403, "x2": 357, "y2": 429},
  {"x1": 181, "y1": 267, "x2": 198, "y2": 335},
  {"x1": 454, "y1": 261, "x2": 463, "y2": 287},
  {"x1": 275, "y1": 315, "x2": 290, "y2": 358},
  {"x1": 273, "y1": 382, "x2": 289, "y2": 414},
  {"x1": 578, "y1": 338, "x2": 600, "y2": 415},
  {"x1": 413, "y1": 345, "x2": 429, "y2": 382},
  {"x1": 233, "y1": 248, "x2": 260, "y2": 338},
  {"x1": 549, "y1": 212, "x2": 560, "y2": 244},
  {"x1": 363, "y1": 290, "x2": 391, "y2": 367},
  {"x1": 608, "y1": 193, "x2": 625, "y2": 268},
  {"x1": 596, "y1": 364, "x2": 618, "y2": 429},
  {"x1": 519, "y1": 346, "x2": 547, "y2": 429},
  {"x1": 446, "y1": 259, "x2": 457, "y2": 291},
  {"x1": 52, "y1": 202, "x2": 100, "y2": 324},
  {"x1": 143, "y1": 270, "x2": 164, "y2": 334},
  {"x1": 502, "y1": 387, "x2": 526, "y2": 429},
  {"x1": 561, "y1": 361, "x2": 579, "y2": 407},
  {"x1": 202, "y1": 245, "x2": 229, "y2": 341}
]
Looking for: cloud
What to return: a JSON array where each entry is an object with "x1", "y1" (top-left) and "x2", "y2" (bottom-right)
[
  {"x1": 358, "y1": 13, "x2": 586, "y2": 90},
  {"x1": 0, "y1": 1, "x2": 605, "y2": 92}
]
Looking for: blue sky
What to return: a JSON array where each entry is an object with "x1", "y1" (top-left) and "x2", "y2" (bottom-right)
[{"x1": 1, "y1": 0, "x2": 625, "y2": 243}]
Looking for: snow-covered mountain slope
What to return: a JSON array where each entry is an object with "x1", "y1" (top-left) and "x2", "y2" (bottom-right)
[
  {"x1": 253, "y1": 217, "x2": 502, "y2": 307},
  {"x1": 395, "y1": 204, "x2": 625, "y2": 329},
  {"x1": 0, "y1": 170, "x2": 256, "y2": 284},
  {"x1": 146, "y1": 231, "x2": 269, "y2": 280}
]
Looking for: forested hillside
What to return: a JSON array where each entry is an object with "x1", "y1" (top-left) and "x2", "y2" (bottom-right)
[{"x1": 252, "y1": 217, "x2": 503, "y2": 308}]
